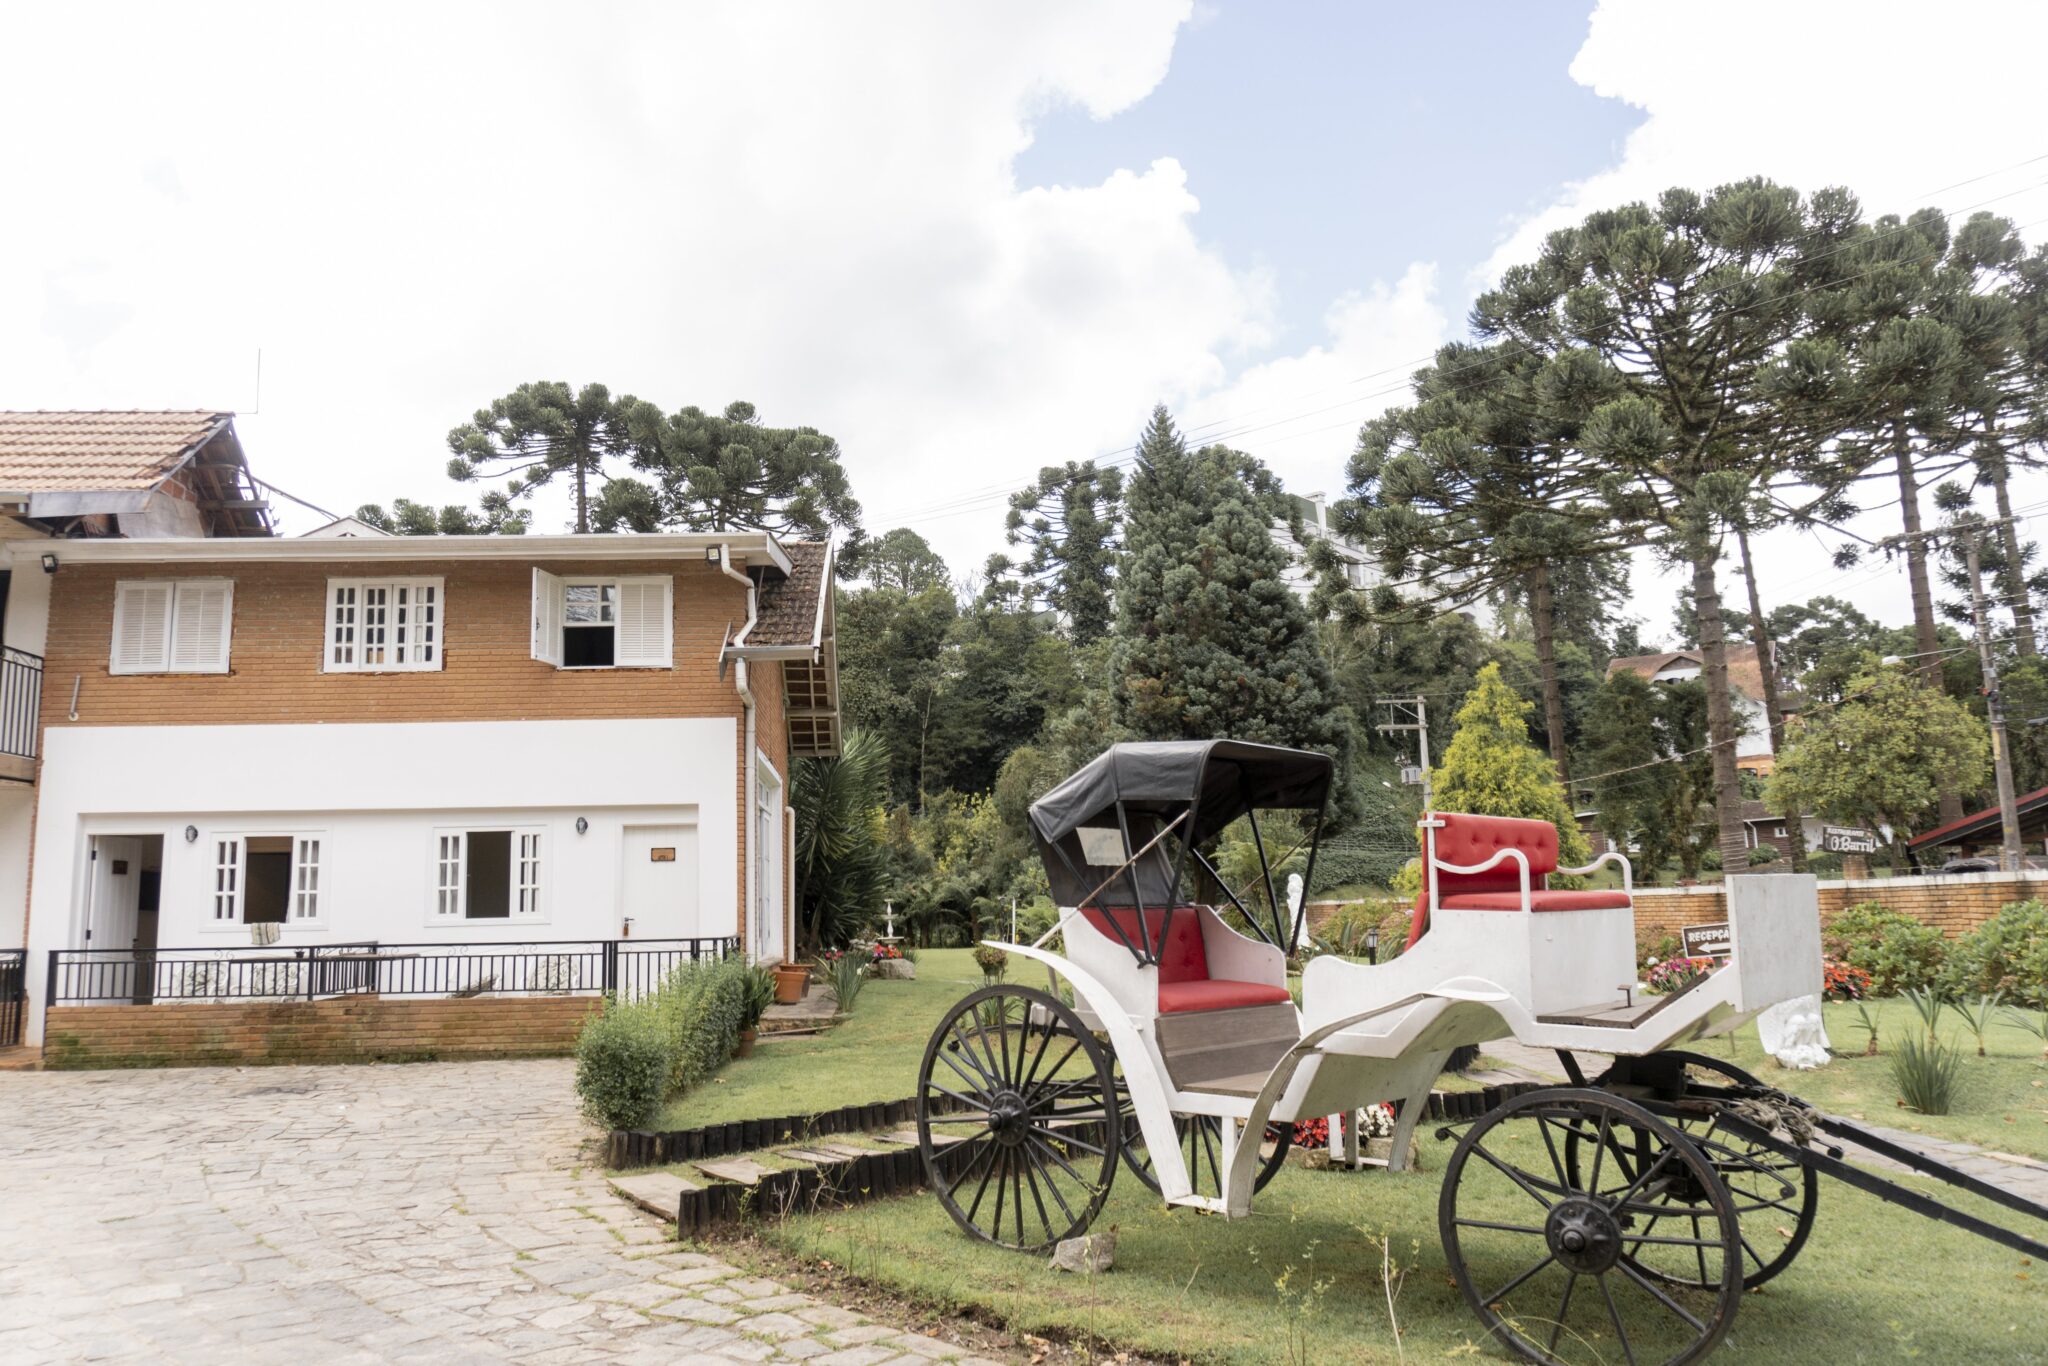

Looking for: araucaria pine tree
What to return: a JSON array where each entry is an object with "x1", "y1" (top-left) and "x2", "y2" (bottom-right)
[
  {"x1": 1431, "y1": 662, "x2": 1591, "y2": 868},
  {"x1": 1112, "y1": 406, "x2": 1355, "y2": 789}
]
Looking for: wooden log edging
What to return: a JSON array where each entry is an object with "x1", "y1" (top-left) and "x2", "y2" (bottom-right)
[
  {"x1": 608, "y1": 1095, "x2": 968, "y2": 1170},
  {"x1": 676, "y1": 1144, "x2": 931, "y2": 1236}
]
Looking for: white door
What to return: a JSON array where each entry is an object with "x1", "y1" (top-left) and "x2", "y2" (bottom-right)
[
  {"x1": 754, "y1": 763, "x2": 785, "y2": 963},
  {"x1": 86, "y1": 836, "x2": 143, "y2": 952},
  {"x1": 620, "y1": 823, "x2": 698, "y2": 941}
]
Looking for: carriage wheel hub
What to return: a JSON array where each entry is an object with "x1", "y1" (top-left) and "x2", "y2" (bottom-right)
[
  {"x1": 1546, "y1": 1199, "x2": 1622, "y2": 1274},
  {"x1": 988, "y1": 1091, "x2": 1030, "y2": 1147}
]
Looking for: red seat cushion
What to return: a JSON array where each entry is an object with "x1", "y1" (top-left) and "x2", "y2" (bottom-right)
[
  {"x1": 1439, "y1": 891, "x2": 1633, "y2": 912},
  {"x1": 1078, "y1": 905, "x2": 1288, "y2": 1014},
  {"x1": 1156, "y1": 979, "x2": 1294, "y2": 1013}
]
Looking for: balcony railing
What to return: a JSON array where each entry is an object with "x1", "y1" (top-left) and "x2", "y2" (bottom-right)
[
  {"x1": 46, "y1": 936, "x2": 742, "y2": 1008},
  {"x1": 1, "y1": 647, "x2": 40, "y2": 763}
]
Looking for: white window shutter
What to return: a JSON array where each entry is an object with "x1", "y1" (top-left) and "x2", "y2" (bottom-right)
[
  {"x1": 531, "y1": 568, "x2": 564, "y2": 666},
  {"x1": 110, "y1": 582, "x2": 174, "y2": 674},
  {"x1": 170, "y1": 581, "x2": 233, "y2": 673},
  {"x1": 615, "y1": 577, "x2": 672, "y2": 668}
]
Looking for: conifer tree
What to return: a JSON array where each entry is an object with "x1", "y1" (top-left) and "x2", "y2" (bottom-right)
[
  {"x1": 983, "y1": 460, "x2": 1124, "y2": 644},
  {"x1": 1112, "y1": 406, "x2": 1356, "y2": 801},
  {"x1": 1430, "y1": 662, "x2": 1590, "y2": 869},
  {"x1": 446, "y1": 381, "x2": 652, "y2": 534},
  {"x1": 601, "y1": 400, "x2": 861, "y2": 539}
]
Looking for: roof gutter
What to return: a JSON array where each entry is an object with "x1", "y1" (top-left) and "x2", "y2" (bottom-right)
[{"x1": 18, "y1": 530, "x2": 785, "y2": 565}]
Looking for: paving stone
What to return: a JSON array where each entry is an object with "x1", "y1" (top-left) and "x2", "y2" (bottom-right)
[
  {"x1": 0, "y1": 1060, "x2": 1019, "y2": 1366},
  {"x1": 697, "y1": 1157, "x2": 776, "y2": 1186}
]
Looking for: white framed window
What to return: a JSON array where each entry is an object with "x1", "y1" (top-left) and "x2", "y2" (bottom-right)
[
  {"x1": 530, "y1": 569, "x2": 671, "y2": 669},
  {"x1": 325, "y1": 577, "x2": 443, "y2": 671},
  {"x1": 431, "y1": 827, "x2": 546, "y2": 921},
  {"x1": 111, "y1": 579, "x2": 234, "y2": 674},
  {"x1": 209, "y1": 833, "x2": 324, "y2": 926}
]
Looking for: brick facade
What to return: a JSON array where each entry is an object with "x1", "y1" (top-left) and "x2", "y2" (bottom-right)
[{"x1": 40, "y1": 995, "x2": 600, "y2": 1069}]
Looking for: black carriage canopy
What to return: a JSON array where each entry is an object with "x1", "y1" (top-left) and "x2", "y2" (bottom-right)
[{"x1": 1027, "y1": 739, "x2": 1333, "y2": 962}]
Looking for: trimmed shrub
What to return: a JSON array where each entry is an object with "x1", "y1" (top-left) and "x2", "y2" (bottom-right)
[
  {"x1": 1748, "y1": 844, "x2": 1779, "y2": 866},
  {"x1": 972, "y1": 944, "x2": 1009, "y2": 983},
  {"x1": 1823, "y1": 901, "x2": 1947, "y2": 996},
  {"x1": 656, "y1": 957, "x2": 755, "y2": 1094},
  {"x1": 1938, "y1": 898, "x2": 2048, "y2": 1008},
  {"x1": 574, "y1": 1002, "x2": 671, "y2": 1130}
]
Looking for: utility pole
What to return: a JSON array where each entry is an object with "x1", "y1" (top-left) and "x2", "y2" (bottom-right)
[
  {"x1": 1376, "y1": 696, "x2": 1432, "y2": 811},
  {"x1": 1883, "y1": 517, "x2": 2025, "y2": 871},
  {"x1": 1963, "y1": 524, "x2": 2025, "y2": 871}
]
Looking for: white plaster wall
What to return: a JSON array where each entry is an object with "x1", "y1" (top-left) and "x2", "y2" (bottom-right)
[
  {"x1": 24, "y1": 717, "x2": 740, "y2": 1041},
  {"x1": 0, "y1": 786, "x2": 29, "y2": 948},
  {"x1": 2, "y1": 555, "x2": 51, "y2": 656}
]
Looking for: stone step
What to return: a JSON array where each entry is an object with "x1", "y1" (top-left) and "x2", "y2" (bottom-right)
[{"x1": 607, "y1": 1170, "x2": 701, "y2": 1220}]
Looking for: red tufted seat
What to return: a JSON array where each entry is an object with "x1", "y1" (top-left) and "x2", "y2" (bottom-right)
[
  {"x1": 1406, "y1": 813, "x2": 1628, "y2": 948},
  {"x1": 1079, "y1": 905, "x2": 1293, "y2": 1014}
]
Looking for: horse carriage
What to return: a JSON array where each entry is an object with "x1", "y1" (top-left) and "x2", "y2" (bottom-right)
[{"x1": 913, "y1": 739, "x2": 2048, "y2": 1364}]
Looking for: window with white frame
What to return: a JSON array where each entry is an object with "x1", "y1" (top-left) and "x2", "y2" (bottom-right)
[
  {"x1": 325, "y1": 577, "x2": 443, "y2": 671},
  {"x1": 529, "y1": 570, "x2": 671, "y2": 669},
  {"x1": 211, "y1": 834, "x2": 323, "y2": 925},
  {"x1": 433, "y1": 828, "x2": 544, "y2": 920},
  {"x1": 111, "y1": 579, "x2": 234, "y2": 674}
]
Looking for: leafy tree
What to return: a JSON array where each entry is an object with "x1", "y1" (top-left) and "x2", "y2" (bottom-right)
[
  {"x1": 354, "y1": 492, "x2": 530, "y2": 536},
  {"x1": 1429, "y1": 662, "x2": 1591, "y2": 870},
  {"x1": 983, "y1": 459, "x2": 1125, "y2": 644},
  {"x1": 1111, "y1": 407, "x2": 1356, "y2": 804},
  {"x1": 1345, "y1": 341, "x2": 1635, "y2": 782},
  {"x1": 447, "y1": 381, "x2": 651, "y2": 534},
  {"x1": 600, "y1": 400, "x2": 861, "y2": 539},
  {"x1": 792, "y1": 727, "x2": 892, "y2": 953},
  {"x1": 834, "y1": 584, "x2": 957, "y2": 806},
  {"x1": 1766, "y1": 658, "x2": 1991, "y2": 866},
  {"x1": 925, "y1": 604, "x2": 1082, "y2": 797},
  {"x1": 1582, "y1": 671, "x2": 1713, "y2": 883},
  {"x1": 842, "y1": 527, "x2": 951, "y2": 594},
  {"x1": 1475, "y1": 179, "x2": 1866, "y2": 870}
]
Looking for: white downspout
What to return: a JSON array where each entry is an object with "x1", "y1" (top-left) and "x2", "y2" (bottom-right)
[{"x1": 718, "y1": 545, "x2": 759, "y2": 961}]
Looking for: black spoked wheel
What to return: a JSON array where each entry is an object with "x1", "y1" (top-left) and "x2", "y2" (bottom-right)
[
  {"x1": 1579, "y1": 1051, "x2": 1819, "y2": 1289},
  {"x1": 915, "y1": 985, "x2": 1121, "y2": 1252},
  {"x1": 1441, "y1": 1087, "x2": 1742, "y2": 1366},
  {"x1": 1119, "y1": 1107, "x2": 1292, "y2": 1199}
]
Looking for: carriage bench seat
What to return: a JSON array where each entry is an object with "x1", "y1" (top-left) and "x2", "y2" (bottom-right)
[
  {"x1": 1079, "y1": 905, "x2": 1293, "y2": 1014},
  {"x1": 1407, "y1": 812, "x2": 1634, "y2": 948}
]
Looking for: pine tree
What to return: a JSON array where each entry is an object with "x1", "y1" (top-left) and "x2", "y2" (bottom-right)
[
  {"x1": 1430, "y1": 662, "x2": 1590, "y2": 868},
  {"x1": 600, "y1": 400, "x2": 862, "y2": 539},
  {"x1": 446, "y1": 381, "x2": 652, "y2": 534},
  {"x1": 1112, "y1": 406, "x2": 1356, "y2": 800},
  {"x1": 983, "y1": 460, "x2": 1124, "y2": 644}
]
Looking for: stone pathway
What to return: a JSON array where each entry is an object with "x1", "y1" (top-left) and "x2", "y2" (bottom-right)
[{"x1": 0, "y1": 1059, "x2": 1009, "y2": 1365}]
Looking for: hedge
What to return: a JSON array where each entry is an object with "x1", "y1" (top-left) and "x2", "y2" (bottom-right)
[{"x1": 574, "y1": 956, "x2": 753, "y2": 1130}]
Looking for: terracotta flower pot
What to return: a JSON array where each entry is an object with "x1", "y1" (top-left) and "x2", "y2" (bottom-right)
[
  {"x1": 737, "y1": 1027, "x2": 758, "y2": 1059},
  {"x1": 772, "y1": 964, "x2": 809, "y2": 1004}
]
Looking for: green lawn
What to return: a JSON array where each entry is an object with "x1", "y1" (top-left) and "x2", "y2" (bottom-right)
[
  {"x1": 653, "y1": 949, "x2": 991, "y2": 1130},
  {"x1": 761, "y1": 1128, "x2": 2045, "y2": 1365}
]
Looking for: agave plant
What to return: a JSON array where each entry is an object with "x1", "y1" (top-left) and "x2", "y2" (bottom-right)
[{"x1": 1946, "y1": 992, "x2": 2003, "y2": 1057}]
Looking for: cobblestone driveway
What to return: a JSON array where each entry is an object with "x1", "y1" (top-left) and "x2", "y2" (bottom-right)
[{"x1": 0, "y1": 1060, "x2": 1007, "y2": 1365}]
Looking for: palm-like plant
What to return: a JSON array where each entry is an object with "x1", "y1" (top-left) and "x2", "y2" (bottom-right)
[{"x1": 792, "y1": 727, "x2": 892, "y2": 956}]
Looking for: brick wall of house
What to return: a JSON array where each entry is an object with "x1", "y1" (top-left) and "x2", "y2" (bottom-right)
[
  {"x1": 38, "y1": 556, "x2": 751, "y2": 730},
  {"x1": 40, "y1": 995, "x2": 600, "y2": 1069}
]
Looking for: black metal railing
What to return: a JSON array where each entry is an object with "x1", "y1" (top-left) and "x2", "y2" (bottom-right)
[
  {"x1": 0, "y1": 950, "x2": 24, "y2": 1046},
  {"x1": 0, "y1": 648, "x2": 40, "y2": 763},
  {"x1": 46, "y1": 936, "x2": 741, "y2": 1008}
]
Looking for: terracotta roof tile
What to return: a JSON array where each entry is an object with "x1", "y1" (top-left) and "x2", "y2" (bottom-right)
[
  {"x1": 751, "y1": 541, "x2": 829, "y2": 647},
  {"x1": 0, "y1": 410, "x2": 233, "y2": 492}
]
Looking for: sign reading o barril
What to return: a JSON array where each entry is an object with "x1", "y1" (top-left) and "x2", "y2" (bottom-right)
[{"x1": 1822, "y1": 825, "x2": 1879, "y2": 855}]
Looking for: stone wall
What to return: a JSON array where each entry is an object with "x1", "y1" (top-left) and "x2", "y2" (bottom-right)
[{"x1": 40, "y1": 995, "x2": 599, "y2": 1070}]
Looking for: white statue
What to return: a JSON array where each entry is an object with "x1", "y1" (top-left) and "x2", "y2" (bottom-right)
[
  {"x1": 1757, "y1": 993, "x2": 1831, "y2": 1070},
  {"x1": 1286, "y1": 872, "x2": 1304, "y2": 922}
]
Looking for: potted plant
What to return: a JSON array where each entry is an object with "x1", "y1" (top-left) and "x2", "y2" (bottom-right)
[
  {"x1": 738, "y1": 964, "x2": 776, "y2": 1057},
  {"x1": 772, "y1": 960, "x2": 810, "y2": 1004}
]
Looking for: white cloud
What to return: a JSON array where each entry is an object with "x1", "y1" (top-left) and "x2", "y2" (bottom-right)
[
  {"x1": 1474, "y1": 0, "x2": 2048, "y2": 638},
  {"x1": 0, "y1": 0, "x2": 1295, "y2": 576}
]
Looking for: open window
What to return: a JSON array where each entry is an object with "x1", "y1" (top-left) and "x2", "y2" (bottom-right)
[
  {"x1": 433, "y1": 829, "x2": 544, "y2": 921},
  {"x1": 211, "y1": 834, "x2": 322, "y2": 926},
  {"x1": 531, "y1": 569, "x2": 670, "y2": 669}
]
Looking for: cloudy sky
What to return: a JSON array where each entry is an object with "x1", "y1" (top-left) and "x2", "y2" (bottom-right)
[{"x1": 4, "y1": 1, "x2": 2046, "y2": 642}]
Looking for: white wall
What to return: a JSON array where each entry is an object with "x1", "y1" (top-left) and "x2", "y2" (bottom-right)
[
  {"x1": 2, "y1": 554, "x2": 51, "y2": 656},
  {"x1": 23, "y1": 717, "x2": 741, "y2": 1041},
  {"x1": 0, "y1": 786, "x2": 28, "y2": 949}
]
